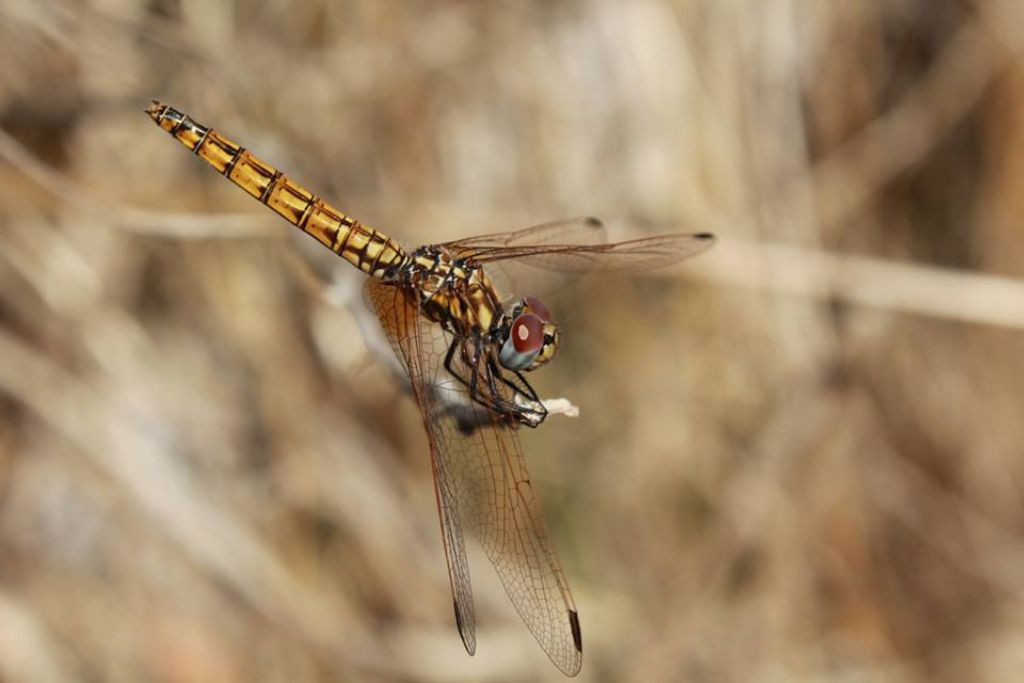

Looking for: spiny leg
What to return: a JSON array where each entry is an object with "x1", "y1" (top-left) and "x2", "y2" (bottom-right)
[
  {"x1": 440, "y1": 333, "x2": 545, "y2": 427},
  {"x1": 439, "y1": 337, "x2": 515, "y2": 432},
  {"x1": 468, "y1": 340, "x2": 521, "y2": 419},
  {"x1": 486, "y1": 356, "x2": 547, "y2": 425}
]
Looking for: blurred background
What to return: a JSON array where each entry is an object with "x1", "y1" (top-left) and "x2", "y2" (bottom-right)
[{"x1": 2, "y1": 1, "x2": 1024, "y2": 681}]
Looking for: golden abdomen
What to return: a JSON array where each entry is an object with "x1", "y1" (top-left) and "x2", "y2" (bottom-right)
[{"x1": 146, "y1": 101, "x2": 408, "y2": 278}]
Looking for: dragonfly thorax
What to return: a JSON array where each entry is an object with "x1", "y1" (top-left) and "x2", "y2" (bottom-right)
[
  {"x1": 403, "y1": 247, "x2": 559, "y2": 372},
  {"x1": 405, "y1": 246, "x2": 504, "y2": 334}
]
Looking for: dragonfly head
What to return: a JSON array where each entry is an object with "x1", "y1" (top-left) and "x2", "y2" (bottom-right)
[{"x1": 498, "y1": 296, "x2": 560, "y2": 372}]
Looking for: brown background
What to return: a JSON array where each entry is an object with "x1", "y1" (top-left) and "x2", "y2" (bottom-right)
[{"x1": 2, "y1": 1, "x2": 1024, "y2": 681}]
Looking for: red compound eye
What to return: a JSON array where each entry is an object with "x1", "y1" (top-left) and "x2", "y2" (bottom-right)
[
  {"x1": 524, "y1": 296, "x2": 551, "y2": 321},
  {"x1": 510, "y1": 313, "x2": 544, "y2": 353}
]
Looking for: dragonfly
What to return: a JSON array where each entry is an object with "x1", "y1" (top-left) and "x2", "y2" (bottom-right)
[{"x1": 146, "y1": 101, "x2": 714, "y2": 677}]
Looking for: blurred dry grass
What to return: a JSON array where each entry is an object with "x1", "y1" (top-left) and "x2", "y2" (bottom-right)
[{"x1": 2, "y1": 1, "x2": 1024, "y2": 681}]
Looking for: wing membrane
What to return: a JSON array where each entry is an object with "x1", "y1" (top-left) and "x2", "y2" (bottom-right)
[
  {"x1": 443, "y1": 217, "x2": 608, "y2": 252},
  {"x1": 443, "y1": 218, "x2": 714, "y2": 302},
  {"x1": 465, "y1": 232, "x2": 716, "y2": 272},
  {"x1": 367, "y1": 280, "x2": 584, "y2": 676},
  {"x1": 366, "y1": 280, "x2": 477, "y2": 655}
]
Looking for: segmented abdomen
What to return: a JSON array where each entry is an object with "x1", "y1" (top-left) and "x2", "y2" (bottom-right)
[{"x1": 146, "y1": 101, "x2": 407, "y2": 277}]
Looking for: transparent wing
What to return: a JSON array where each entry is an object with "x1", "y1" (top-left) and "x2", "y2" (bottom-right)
[
  {"x1": 366, "y1": 280, "x2": 584, "y2": 677},
  {"x1": 443, "y1": 217, "x2": 715, "y2": 301},
  {"x1": 442, "y1": 218, "x2": 608, "y2": 300},
  {"x1": 443, "y1": 216, "x2": 608, "y2": 252},
  {"x1": 366, "y1": 280, "x2": 477, "y2": 655},
  {"x1": 464, "y1": 231, "x2": 716, "y2": 272}
]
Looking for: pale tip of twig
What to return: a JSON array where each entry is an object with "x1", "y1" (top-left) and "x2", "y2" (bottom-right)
[{"x1": 542, "y1": 398, "x2": 580, "y2": 418}]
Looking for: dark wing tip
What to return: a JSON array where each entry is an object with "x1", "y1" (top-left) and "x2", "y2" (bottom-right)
[
  {"x1": 454, "y1": 600, "x2": 476, "y2": 655},
  {"x1": 694, "y1": 232, "x2": 716, "y2": 241},
  {"x1": 583, "y1": 216, "x2": 604, "y2": 229},
  {"x1": 569, "y1": 610, "x2": 583, "y2": 653}
]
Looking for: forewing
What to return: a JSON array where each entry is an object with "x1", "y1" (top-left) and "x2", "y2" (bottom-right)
[
  {"x1": 366, "y1": 280, "x2": 584, "y2": 676},
  {"x1": 442, "y1": 216, "x2": 607, "y2": 253},
  {"x1": 443, "y1": 217, "x2": 608, "y2": 301},
  {"x1": 365, "y1": 280, "x2": 477, "y2": 655},
  {"x1": 444, "y1": 218, "x2": 714, "y2": 301},
  {"x1": 469, "y1": 232, "x2": 716, "y2": 272}
]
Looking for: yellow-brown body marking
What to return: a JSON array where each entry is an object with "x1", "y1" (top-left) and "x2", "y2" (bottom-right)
[
  {"x1": 146, "y1": 101, "x2": 507, "y2": 338},
  {"x1": 146, "y1": 101, "x2": 407, "y2": 279}
]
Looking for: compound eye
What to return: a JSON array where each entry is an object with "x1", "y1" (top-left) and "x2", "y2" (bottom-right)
[
  {"x1": 524, "y1": 296, "x2": 552, "y2": 322},
  {"x1": 510, "y1": 313, "x2": 544, "y2": 353}
]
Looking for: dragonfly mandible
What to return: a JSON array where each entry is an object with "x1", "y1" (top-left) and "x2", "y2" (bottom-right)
[{"x1": 146, "y1": 101, "x2": 714, "y2": 677}]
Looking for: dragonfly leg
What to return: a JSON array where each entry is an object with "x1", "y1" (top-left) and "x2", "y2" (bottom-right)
[
  {"x1": 466, "y1": 339, "x2": 481, "y2": 399},
  {"x1": 441, "y1": 337, "x2": 492, "y2": 409},
  {"x1": 438, "y1": 337, "x2": 518, "y2": 433},
  {"x1": 442, "y1": 336, "x2": 480, "y2": 394},
  {"x1": 512, "y1": 369, "x2": 542, "y2": 404},
  {"x1": 440, "y1": 336, "x2": 545, "y2": 428},
  {"x1": 469, "y1": 341, "x2": 519, "y2": 419},
  {"x1": 485, "y1": 356, "x2": 547, "y2": 427},
  {"x1": 442, "y1": 335, "x2": 464, "y2": 382}
]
